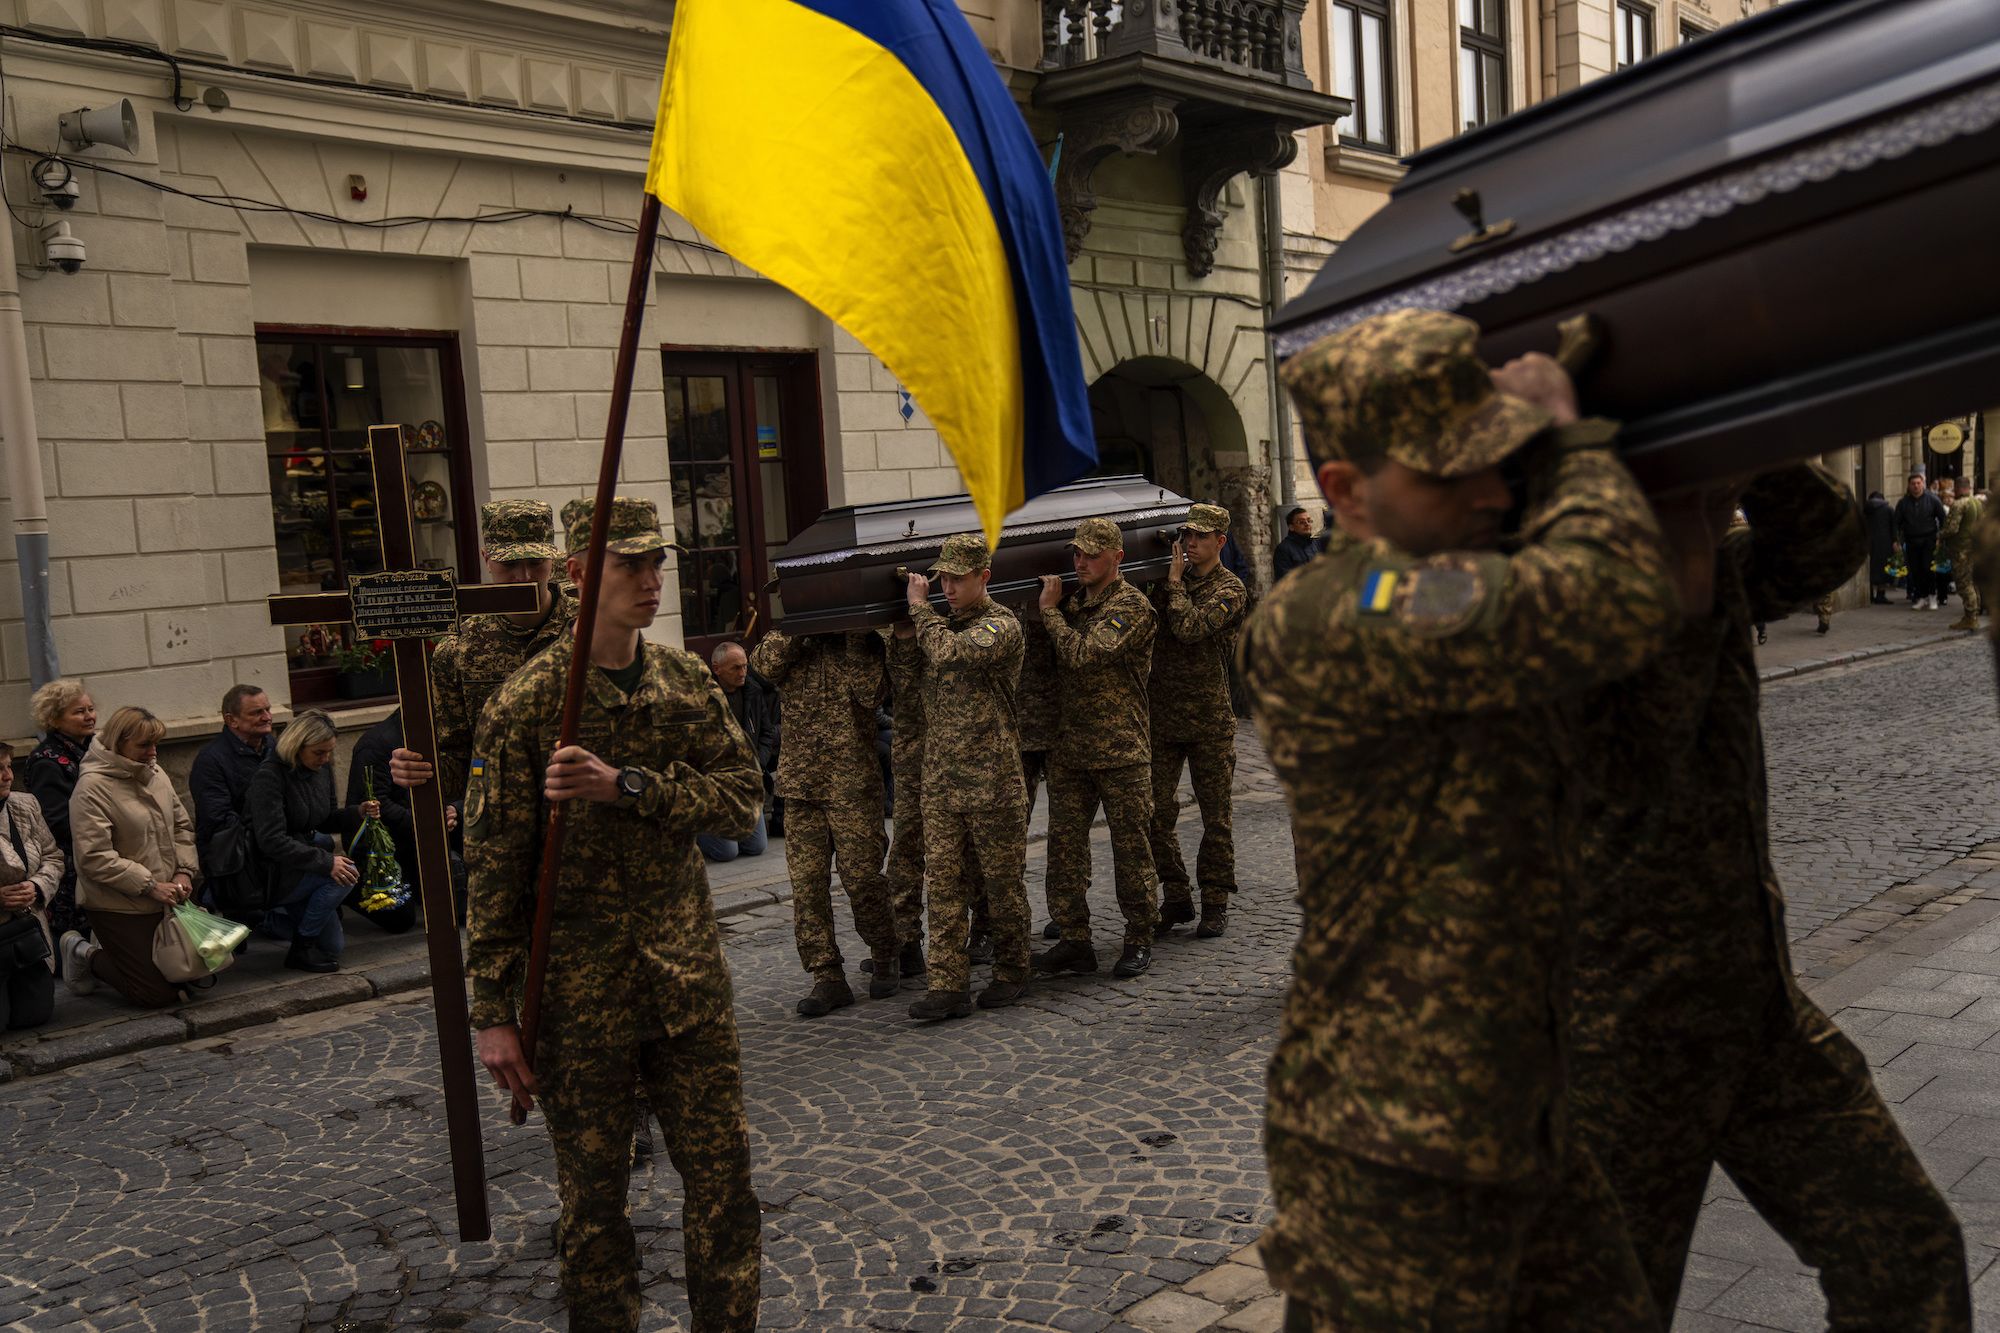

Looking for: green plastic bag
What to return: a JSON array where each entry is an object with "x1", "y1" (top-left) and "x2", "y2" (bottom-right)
[{"x1": 172, "y1": 901, "x2": 250, "y2": 974}]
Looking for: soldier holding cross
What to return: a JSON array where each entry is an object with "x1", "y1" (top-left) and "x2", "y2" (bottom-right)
[{"x1": 464, "y1": 497, "x2": 765, "y2": 1332}]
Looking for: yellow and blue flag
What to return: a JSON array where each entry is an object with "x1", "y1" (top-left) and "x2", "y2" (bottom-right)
[{"x1": 646, "y1": 0, "x2": 1096, "y2": 544}]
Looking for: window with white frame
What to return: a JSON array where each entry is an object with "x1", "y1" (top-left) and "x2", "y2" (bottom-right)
[
  {"x1": 1616, "y1": 0, "x2": 1656, "y2": 68},
  {"x1": 1458, "y1": 0, "x2": 1507, "y2": 132},
  {"x1": 1327, "y1": 0, "x2": 1396, "y2": 153}
]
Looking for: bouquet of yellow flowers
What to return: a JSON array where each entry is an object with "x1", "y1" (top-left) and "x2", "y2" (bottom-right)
[{"x1": 353, "y1": 771, "x2": 410, "y2": 914}]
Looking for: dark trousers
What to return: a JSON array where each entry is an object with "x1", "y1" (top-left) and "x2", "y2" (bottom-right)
[
  {"x1": 1908, "y1": 537, "x2": 1938, "y2": 600},
  {"x1": 0, "y1": 962, "x2": 55, "y2": 1030},
  {"x1": 87, "y1": 908, "x2": 180, "y2": 1009}
]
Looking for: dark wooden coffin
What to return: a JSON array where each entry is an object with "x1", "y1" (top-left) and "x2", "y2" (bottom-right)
[
  {"x1": 1271, "y1": 0, "x2": 2000, "y2": 492},
  {"x1": 769, "y1": 475, "x2": 1192, "y2": 634}
]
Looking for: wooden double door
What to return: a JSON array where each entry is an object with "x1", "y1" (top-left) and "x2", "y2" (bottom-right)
[{"x1": 663, "y1": 351, "x2": 827, "y2": 659}]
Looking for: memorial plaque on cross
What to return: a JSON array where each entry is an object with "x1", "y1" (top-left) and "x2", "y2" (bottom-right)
[{"x1": 267, "y1": 423, "x2": 539, "y2": 1243}]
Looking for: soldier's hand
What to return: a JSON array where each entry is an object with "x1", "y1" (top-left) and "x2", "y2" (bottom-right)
[
  {"x1": 446, "y1": 803, "x2": 459, "y2": 833},
  {"x1": 905, "y1": 572, "x2": 930, "y2": 607},
  {"x1": 1169, "y1": 538, "x2": 1186, "y2": 584},
  {"x1": 477, "y1": 1022, "x2": 539, "y2": 1113},
  {"x1": 389, "y1": 747, "x2": 433, "y2": 788},
  {"x1": 544, "y1": 745, "x2": 620, "y2": 804},
  {"x1": 1037, "y1": 574, "x2": 1064, "y2": 610},
  {"x1": 1491, "y1": 352, "x2": 1579, "y2": 426}
]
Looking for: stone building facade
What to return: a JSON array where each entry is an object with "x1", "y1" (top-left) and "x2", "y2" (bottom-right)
[{"x1": 0, "y1": 0, "x2": 1912, "y2": 754}]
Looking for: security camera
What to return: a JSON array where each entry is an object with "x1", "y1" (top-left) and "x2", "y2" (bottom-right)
[
  {"x1": 32, "y1": 157, "x2": 79, "y2": 210},
  {"x1": 41, "y1": 222, "x2": 86, "y2": 275}
]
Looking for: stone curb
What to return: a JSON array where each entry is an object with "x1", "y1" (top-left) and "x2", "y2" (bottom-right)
[
  {"x1": 0, "y1": 862, "x2": 842, "y2": 1084},
  {"x1": 1757, "y1": 630, "x2": 1966, "y2": 682}
]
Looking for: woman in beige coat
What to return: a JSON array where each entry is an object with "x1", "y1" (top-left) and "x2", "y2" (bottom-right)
[{"x1": 59, "y1": 707, "x2": 199, "y2": 1009}]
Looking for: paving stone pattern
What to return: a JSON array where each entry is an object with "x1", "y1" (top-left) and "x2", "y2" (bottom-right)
[
  {"x1": 0, "y1": 732, "x2": 1295, "y2": 1332},
  {"x1": 4, "y1": 634, "x2": 1997, "y2": 1332}
]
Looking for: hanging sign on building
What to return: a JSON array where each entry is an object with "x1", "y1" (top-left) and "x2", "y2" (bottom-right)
[{"x1": 1929, "y1": 422, "x2": 1967, "y2": 454}]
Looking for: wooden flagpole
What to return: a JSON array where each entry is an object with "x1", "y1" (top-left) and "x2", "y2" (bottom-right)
[{"x1": 510, "y1": 193, "x2": 663, "y2": 1125}]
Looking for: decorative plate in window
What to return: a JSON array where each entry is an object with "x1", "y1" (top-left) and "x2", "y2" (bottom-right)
[
  {"x1": 412, "y1": 419, "x2": 446, "y2": 451},
  {"x1": 413, "y1": 480, "x2": 448, "y2": 521}
]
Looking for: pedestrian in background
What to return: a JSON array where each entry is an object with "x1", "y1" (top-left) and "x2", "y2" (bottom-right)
[
  {"x1": 0, "y1": 742, "x2": 62, "y2": 1031},
  {"x1": 1896, "y1": 471, "x2": 1947, "y2": 609},
  {"x1": 1271, "y1": 506, "x2": 1318, "y2": 581},
  {"x1": 24, "y1": 678, "x2": 95, "y2": 945},
  {"x1": 1864, "y1": 490, "x2": 1896, "y2": 603},
  {"x1": 699, "y1": 642, "x2": 778, "y2": 864},
  {"x1": 188, "y1": 684, "x2": 275, "y2": 921},
  {"x1": 1944, "y1": 483, "x2": 1987, "y2": 631},
  {"x1": 248, "y1": 708, "x2": 380, "y2": 974},
  {"x1": 61, "y1": 707, "x2": 197, "y2": 1010}
]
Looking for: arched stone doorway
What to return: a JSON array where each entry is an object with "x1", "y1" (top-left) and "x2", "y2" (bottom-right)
[{"x1": 1086, "y1": 357, "x2": 1247, "y2": 508}]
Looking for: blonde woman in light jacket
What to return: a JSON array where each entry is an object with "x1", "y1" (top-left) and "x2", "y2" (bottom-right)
[
  {"x1": 59, "y1": 707, "x2": 199, "y2": 1009},
  {"x1": 0, "y1": 741, "x2": 63, "y2": 1030}
]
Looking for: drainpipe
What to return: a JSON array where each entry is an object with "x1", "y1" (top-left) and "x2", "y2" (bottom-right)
[
  {"x1": 1259, "y1": 171, "x2": 1295, "y2": 514},
  {"x1": 0, "y1": 211, "x2": 60, "y2": 688}
]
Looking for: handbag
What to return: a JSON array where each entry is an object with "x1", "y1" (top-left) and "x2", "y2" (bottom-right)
[
  {"x1": 0, "y1": 911, "x2": 49, "y2": 971},
  {"x1": 153, "y1": 901, "x2": 248, "y2": 983},
  {"x1": 0, "y1": 810, "x2": 51, "y2": 972}
]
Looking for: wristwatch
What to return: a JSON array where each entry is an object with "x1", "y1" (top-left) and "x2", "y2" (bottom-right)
[{"x1": 616, "y1": 766, "x2": 647, "y2": 807}]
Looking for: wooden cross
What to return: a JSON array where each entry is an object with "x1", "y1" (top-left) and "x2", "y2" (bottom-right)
[{"x1": 267, "y1": 423, "x2": 539, "y2": 1243}]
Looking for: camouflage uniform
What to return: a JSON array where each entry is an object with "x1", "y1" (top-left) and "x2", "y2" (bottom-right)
[
  {"x1": 750, "y1": 630, "x2": 897, "y2": 978},
  {"x1": 1535, "y1": 464, "x2": 1970, "y2": 1327},
  {"x1": 1018, "y1": 616, "x2": 1060, "y2": 815},
  {"x1": 1244, "y1": 310, "x2": 1676, "y2": 1330},
  {"x1": 430, "y1": 500, "x2": 572, "y2": 805},
  {"x1": 1041, "y1": 518, "x2": 1160, "y2": 951},
  {"x1": 909, "y1": 534, "x2": 1030, "y2": 997},
  {"x1": 464, "y1": 497, "x2": 763, "y2": 1333},
  {"x1": 1943, "y1": 490, "x2": 1986, "y2": 625},
  {"x1": 884, "y1": 635, "x2": 928, "y2": 949},
  {"x1": 1147, "y1": 503, "x2": 1249, "y2": 932}
]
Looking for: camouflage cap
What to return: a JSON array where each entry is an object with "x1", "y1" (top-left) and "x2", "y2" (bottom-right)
[
  {"x1": 1067, "y1": 516, "x2": 1125, "y2": 555},
  {"x1": 480, "y1": 500, "x2": 561, "y2": 562},
  {"x1": 558, "y1": 497, "x2": 590, "y2": 551},
  {"x1": 1280, "y1": 308, "x2": 1553, "y2": 478},
  {"x1": 1183, "y1": 503, "x2": 1230, "y2": 534},
  {"x1": 929, "y1": 532, "x2": 991, "y2": 576},
  {"x1": 564, "y1": 496, "x2": 673, "y2": 556}
]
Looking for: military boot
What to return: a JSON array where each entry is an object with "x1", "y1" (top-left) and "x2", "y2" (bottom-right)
[
  {"x1": 1951, "y1": 613, "x2": 1979, "y2": 631},
  {"x1": 631, "y1": 1106, "x2": 655, "y2": 1173},
  {"x1": 867, "y1": 954, "x2": 902, "y2": 999},
  {"x1": 909, "y1": 989, "x2": 972, "y2": 1020},
  {"x1": 900, "y1": 938, "x2": 927, "y2": 977},
  {"x1": 797, "y1": 976, "x2": 855, "y2": 1017},
  {"x1": 966, "y1": 933, "x2": 995, "y2": 966},
  {"x1": 1196, "y1": 912, "x2": 1227, "y2": 939},
  {"x1": 1031, "y1": 939, "x2": 1099, "y2": 975},
  {"x1": 1041, "y1": 919, "x2": 1061, "y2": 941},
  {"x1": 1112, "y1": 940, "x2": 1153, "y2": 978},
  {"x1": 978, "y1": 979, "x2": 1028, "y2": 1009},
  {"x1": 1155, "y1": 899, "x2": 1196, "y2": 937}
]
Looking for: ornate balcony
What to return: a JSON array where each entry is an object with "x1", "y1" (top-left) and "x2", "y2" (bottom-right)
[{"x1": 1035, "y1": 0, "x2": 1349, "y2": 275}]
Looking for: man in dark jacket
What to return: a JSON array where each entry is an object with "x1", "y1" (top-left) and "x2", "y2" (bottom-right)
[
  {"x1": 1271, "y1": 507, "x2": 1319, "y2": 581},
  {"x1": 701, "y1": 641, "x2": 779, "y2": 861},
  {"x1": 1864, "y1": 491, "x2": 1897, "y2": 603},
  {"x1": 1896, "y1": 472, "x2": 1949, "y2": 609},
  {"x1": 188, "y1": 685, "x2": 274, "y2": 920}
]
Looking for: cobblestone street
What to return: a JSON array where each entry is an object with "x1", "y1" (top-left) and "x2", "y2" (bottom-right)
[{"x1": 1, "y1": 632, "x2": 1997, "y2": 1332}]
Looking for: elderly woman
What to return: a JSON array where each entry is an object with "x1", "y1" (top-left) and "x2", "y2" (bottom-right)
[
  {"x1": 59, "y1": 707, "x2": 198, "y2": 1010},
  {"x1": 247, "y1": 710, "x2": 378, "y2": 974},
  {"x1": 23, "y1": 679, "x2": 94, "y2": 943},
  {"x1": 0, "y1": 741, "x2": 63, "y2": 1030}
]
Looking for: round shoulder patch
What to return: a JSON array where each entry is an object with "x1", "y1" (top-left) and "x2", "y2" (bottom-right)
[{"x1": 1395, "y1": 559, "x2": 1491, "y2": 638}]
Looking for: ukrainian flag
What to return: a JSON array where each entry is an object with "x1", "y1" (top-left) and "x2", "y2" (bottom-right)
[{"x1": 645, "y1": 0, "x2": 1096, "y2": 544}]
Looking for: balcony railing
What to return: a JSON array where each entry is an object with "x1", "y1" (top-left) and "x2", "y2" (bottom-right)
[{"x1": 1041, "y1": 0, "x2": 1301, "y2": 82}]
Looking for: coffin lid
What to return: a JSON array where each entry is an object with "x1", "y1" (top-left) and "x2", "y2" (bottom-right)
[
  {"x1": 773, "y1": 475, "x2": 1192, "y2": 571},
  {"x1": 1272, "y1": 0, "x2": 2000, "y2": 352}
]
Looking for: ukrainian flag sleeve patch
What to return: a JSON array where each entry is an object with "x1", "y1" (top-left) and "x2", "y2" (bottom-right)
[{"x1": 1359, "y1": 568, "x2": 1399, "y2": 616}]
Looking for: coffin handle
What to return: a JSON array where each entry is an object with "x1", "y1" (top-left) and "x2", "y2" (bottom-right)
[{"x1": 1555, "y1": 313, "x2": 1605, "y2": 379}]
